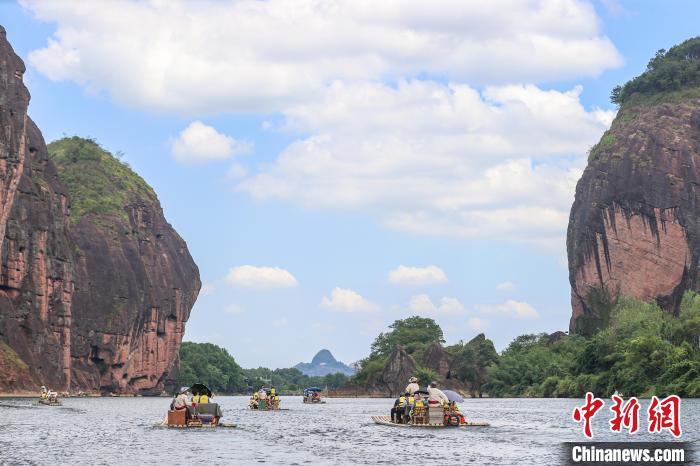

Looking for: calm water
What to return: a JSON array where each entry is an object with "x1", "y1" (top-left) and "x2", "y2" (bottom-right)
[{"x1": 0, "y1": 397, "x2": 696, "y2": 465}]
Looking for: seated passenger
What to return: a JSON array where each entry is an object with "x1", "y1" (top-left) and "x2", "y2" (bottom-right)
[
  {"x1": 172, "y1": 388, "x2": 191, "y2": 412},
  {"x1": 390, "y1": 397, "x2": 401, "y2": 423},
  {"x1": 404, "y1": 393, "x2": 415, "y2": 422},
  {"x1": 426, "y1": 381, "x2": 449, "y2": 407}
]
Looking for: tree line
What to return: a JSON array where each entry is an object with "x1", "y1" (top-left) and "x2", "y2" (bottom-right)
[{"x1": 176, "y1": 342, "x2": 349, "y2": 394}]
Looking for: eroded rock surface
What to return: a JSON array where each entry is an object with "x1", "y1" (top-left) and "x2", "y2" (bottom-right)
[
  {"x1": 0, "y1": 26, "x2": 199, "y2": 394},
  {"x1": 567, "y1": 99, "x2": 700, "y2": 332}
]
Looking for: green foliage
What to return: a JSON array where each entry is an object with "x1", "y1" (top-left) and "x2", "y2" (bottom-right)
[
  {"x1": 414, "y1": 366, "x2": 439, "y2": 385},
  {"x1": 587, "y1": 130, "x2": 617, "y2": 162},
  {"x1": 176, "y1": 342, "x2": 349, "y2": 394},
  {"x1": 354, "y1": 317, "x2": 500, "y2": 393},
  {"x1": 370, "y1": 316, "x2": 444, "y2": 358},
  {"x1": 611, "y1": 37, "x2": 700, "y2": 106},
  {"x1": 241, "y1": 366, "x2": 349, "y2": 393},
  {"x1": 0, "y1": 341, "x2": 28, "y2": 371},
  {"x1": 573, "y1": 286, "x2": 616, "y2": 336},
  {"x1": 353, "y1": 316, "x2": 445, "y2": 384},
  {"x1": 47, "y1": 136, "x2": 156, "y2": 224},
  {"x1": 176, "y1": 342, "x2": 246, "y2": 394},
  {"x1": 485, "y1": 294, "x2": 700, "y2": 398},
  {"x1": 445, "y1": 333, "x2": 499, "y2": 395},
  {"x1": 352, "y1": 356, "x2": 387, "y2": 384}
]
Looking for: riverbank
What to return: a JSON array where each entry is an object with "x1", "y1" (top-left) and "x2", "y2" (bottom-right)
[{"x1": 0, "y1": 392, "x2": 36, "y2": 398}]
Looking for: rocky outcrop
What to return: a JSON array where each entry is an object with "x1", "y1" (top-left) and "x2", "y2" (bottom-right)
[
  {"x1": 0, "y1": 26, "x2": 199, "y2": 394},
  {"x1": 421, "y1": 342, "x2": 451, "y2": 378},
  {"x1": 567, "y1": 40, "x2": 700, "y2": 333},
  {"x1": 294, "y1": 349, "x2": 356, "y2": 376},
  {"x1": 360, "y1": 345, "x2": 417, "y2": 397}
]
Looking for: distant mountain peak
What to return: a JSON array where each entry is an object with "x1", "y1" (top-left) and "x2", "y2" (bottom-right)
[
  {"x1": 311, "y1": 349, "x2": 337, "y2": 365},
  {"x1": 295, "y1": 349, "x2": 356, "y2": 377}
]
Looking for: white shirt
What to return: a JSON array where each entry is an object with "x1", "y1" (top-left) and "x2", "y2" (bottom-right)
[
  {"x1": 427, "y1": 386, "x2": 449, "y2": 404},
  {"x1": 405, "y1": 383, "x2": 420, "y2": 395},
  {"x1": 258, "y1": 390, "x2": 268, "y2": 400},
  {"x1": 173, "y1": 393, "x2": 190, "y2": 409}
]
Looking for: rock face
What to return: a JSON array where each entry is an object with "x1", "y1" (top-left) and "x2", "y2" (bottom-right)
[
  {"x1": 369, "y1": 345, "x2": 417, "y2": 397},
  {"x1": 567, "y1": 52, "x2": 700, "y2": 332},
  {"x1": 0, "y1": 26, "x2": 200, "y2": 394},
  {"x1": 294, "y1": 349, "x2": 356, "y2": 377},
  {"x1": 421, "y1": 342, "x2": 451, "y2": 378}
]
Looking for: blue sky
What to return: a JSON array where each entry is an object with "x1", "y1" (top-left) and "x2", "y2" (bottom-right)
[{"x1": 2, "y1": 0, "x2": 698, "y2": 368}]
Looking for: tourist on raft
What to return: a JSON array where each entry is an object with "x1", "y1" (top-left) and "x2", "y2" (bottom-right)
[
  {"x1": 405, "y1": 376, "x2": 419, "y2": 395},
  {"x1": 426, "y1": 381, "x2": 449, "y2": 407},
  {"x1": 171, "y1": 388, "x2": 192, "y2": 412},
  {"x1": 390, "y1": 393, "x2": 408, "y2": 423}
]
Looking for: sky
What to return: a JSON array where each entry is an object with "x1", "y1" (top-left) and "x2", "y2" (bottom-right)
[{"x1": 1, "y1": 0, "x2": 699, "y2": 369}]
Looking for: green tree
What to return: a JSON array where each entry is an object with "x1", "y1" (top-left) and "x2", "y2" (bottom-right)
[
  {"x1": 609, "y1": 37, "x2": 700, "y2": 106},
  {"x1": 370, "y1": 316, "x2": 444, "y2": 358},
  {"x1": 176, "y1": 342, "x2": 246, "y2": 393}
]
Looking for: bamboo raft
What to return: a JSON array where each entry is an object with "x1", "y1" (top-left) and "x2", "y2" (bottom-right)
[
  {"x1": 38, "y1": 399, "x2": 61, "y2": 406},
  {"x1": 157, "y1": 422, "x2": 236, "y2": 429},
  {"x1": 371, "y1": 415, "x2": 490, "y2": 428},
  {"x1": 249, "y1": 407, "x2": 290, "y2": 411}
]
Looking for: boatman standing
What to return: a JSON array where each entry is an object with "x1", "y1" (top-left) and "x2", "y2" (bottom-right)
[{"x1": 405, "y1": 376, "x2": 420, "y2": 395}]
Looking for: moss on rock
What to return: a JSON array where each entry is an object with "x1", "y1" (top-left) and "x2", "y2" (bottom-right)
[{"x1": 47, "y1": 136, "x2": 156, "y2": 224}]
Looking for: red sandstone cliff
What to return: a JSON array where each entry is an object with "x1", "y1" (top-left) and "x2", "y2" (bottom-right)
[
  {"x1": 0, "y1": 26, "x2": 200, "y2": 394},
  {"x1": 567, "y1": 39, "x2": 700, "y2": 333}
]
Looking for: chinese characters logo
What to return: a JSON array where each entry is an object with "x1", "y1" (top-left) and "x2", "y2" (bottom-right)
[{"x1": 572, "y1": 392, "x2": 681, "y2": 439}]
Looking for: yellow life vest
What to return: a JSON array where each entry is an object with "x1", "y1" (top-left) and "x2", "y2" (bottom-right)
[
  {"x1": 275, "y1": 395, "x2": 280, "y2": 400},
  {"x1": 408, "y1": 396, "x2": 415, "y2": 404},
  {"x1": 399, "y1": 396, "x2": 406, "y2": 405},
  {"x1": 271, "y1": 388, "x2": 276, "y2": 396},
  {"x1": 415, "y1": 400, "x2": 424, "y2": 408},
  {"x1": 200, "y1": 394, "x2": 209, "y2": 404},
  {"x1": 192, "y1": 395, "x2": 200, "y2": 403}
]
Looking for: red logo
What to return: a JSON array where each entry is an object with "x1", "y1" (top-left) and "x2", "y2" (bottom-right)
[
  {"x1": 609, "y1": 395, "x2": 640, "y2": 434},
  {"x1": 573, "y1": 393, "x2": 683, "y2": 439},
  {"x1": 648, "y1": 395, "x2": 682, "y2": 438},
  {"x1": 572, "y1": 392, "x2": 604, "y2": 439}
]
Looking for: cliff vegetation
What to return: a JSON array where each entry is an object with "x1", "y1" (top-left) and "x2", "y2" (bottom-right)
[
  {"x1": 353, "y1": 316, "x2": 498, "y2": 396},
  {"x1": 485, "y1": 293, "x2": 700, "y2": 398},
  {"x1": 48, "y1": 136, "x2": 156, "y2": 224},
  {"x1": 611, "y1": 37, "x2": 700, "y2": 107}
]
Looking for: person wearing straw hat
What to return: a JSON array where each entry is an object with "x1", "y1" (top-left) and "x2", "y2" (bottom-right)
[{"x1": 405, "y1": 376, "x2": 419, "y2": 395}]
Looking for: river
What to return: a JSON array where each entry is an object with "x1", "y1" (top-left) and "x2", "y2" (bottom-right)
[{"x1": 0, "y1": 396, "x2": 696, "y2": 465}]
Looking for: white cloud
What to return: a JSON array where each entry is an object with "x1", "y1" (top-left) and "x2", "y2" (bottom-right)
[
  {"x1": 24, "y1": 0, "x2": 621, "y2": 114},
  {"x1": 407, "y1": 294, "x2": 465, "y2": 315},
  {"x1": 199, "y1": 282, "x2": 216, "y2": 296},
  {"x1": 170, "y1": 121, "x2": 250, "y2": 164},
  {"x1": 225, "y1": 265, "x2": 298, "y2": 289},
  {"x1": 321, "y1": 287, "x2": 376, "y2": 312},
  {"x1": 468, "y1": 317, "x2": 489, "y2": 332},
  {"x1": 496, "y1": 281, "x2": 516, "y2": 291},
  {"x1": 227, "y1": 163, "x2": 249, "y2": 179},
  {"x1": 475, "y1": 300, "x2": 539, "y2": 319},
  {"x1": 388, "y1": 265, "x2": 448, "y2": 285},
  {"x1": 23, "y1": 0, "x2": 620, "y2": 244},
  {"x1": 239, "y1": 81, "x2": 613, "y2": 243},
  {"x1": 224, "y1": 304, "x2": 244, "y2": 315}
]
